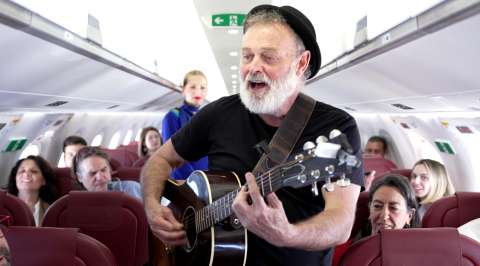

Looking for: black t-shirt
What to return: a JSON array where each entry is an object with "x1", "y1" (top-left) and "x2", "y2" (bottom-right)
[{"x1": 172, "y1": 94, "x2": 365, "y2": 266}]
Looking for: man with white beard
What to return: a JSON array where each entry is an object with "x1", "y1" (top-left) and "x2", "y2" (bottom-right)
[{"x1": 141, "y1": 5, "x2": 364, "y2": 266}]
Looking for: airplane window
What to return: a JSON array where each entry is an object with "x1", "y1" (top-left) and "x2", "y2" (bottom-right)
[
  {"x1": 135, "y1": 129, "x2": 142, "y2": 141},
  {"x1": 123, "y1": 130, "x2": 133, "y2": 145},
  {"x1": 109, "y1": 132, "x2": 120, "y2": 149},
  {"x1": 91, "y1": 134, "x2": 102, "y2": 147},
  {"x1": 58, "y1": 152, "x2": 66, "y2": 167},
  {"x1": 19, "y1": 144, "x2": 39, "y2": 159},
  {"x1": 408, "y1": 133, "x2": 444, "y2": 164}
]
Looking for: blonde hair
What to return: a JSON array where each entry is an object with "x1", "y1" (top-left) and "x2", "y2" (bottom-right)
[
  {"x1": 183, "y1": 70, "x2": 207, "y2": 87},
  {"x1": 413, "y1": 159, "x2": 455, "y2": 205}
]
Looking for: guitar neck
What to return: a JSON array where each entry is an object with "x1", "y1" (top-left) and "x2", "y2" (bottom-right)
[{"x1": 195, "y1": 169, "x2": 283, "y2": 233}]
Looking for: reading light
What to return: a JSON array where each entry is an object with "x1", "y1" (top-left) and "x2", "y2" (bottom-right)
[
  {"x1": 228, "y1": 30, "x2": 239, "y2": 34},
  {"x1": 232, "y1": 81, "x2": 237, "y2": 84},
  {"x1": 233, "y1": 85, "x2": 237, "y2": 89},
  {"x1": 231, "y1": 66, "x2": 238, "y2": 70},
  {"x1": 230, "y1": 52, "x2": 238, "y2": 56},
  {"x1": 232, "y1": 74, "x2": 237, "y2": 78}
]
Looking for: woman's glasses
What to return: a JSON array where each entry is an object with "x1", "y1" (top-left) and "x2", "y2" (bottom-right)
[{"x1": 0, "y1": 216, "x2": 11, "y2": 238}]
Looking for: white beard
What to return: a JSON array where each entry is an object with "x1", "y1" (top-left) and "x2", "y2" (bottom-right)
[{"x1": 239, "y1": 61, "x2": 300, "y2": 117}]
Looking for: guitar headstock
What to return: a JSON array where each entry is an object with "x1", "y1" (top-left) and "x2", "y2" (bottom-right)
[{"x1": 280, "y1": 130, "x2": 361, "y2": 194}]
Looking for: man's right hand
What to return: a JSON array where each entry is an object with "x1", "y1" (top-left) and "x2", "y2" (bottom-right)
[{"x1": 145, "y1": 200, "x2": 186, "y2": 246}]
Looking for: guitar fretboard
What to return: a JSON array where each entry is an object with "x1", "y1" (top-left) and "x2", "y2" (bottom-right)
[{"x1": 194, "y1": 170, "x2": 283, "y2": 233}]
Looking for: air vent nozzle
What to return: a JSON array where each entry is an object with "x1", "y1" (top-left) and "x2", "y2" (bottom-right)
[
  {"x1": 391, "y1": 103, "x2": 413, "y2": 110},
  {"x1": 107, "y1": 105, "x2": 119, "y2": 109},
  {"x1": 344, "y1": 107, "x2": 356, "y2": 111},
  {"x1": 45, "y1": 101, "x2": 68, "y2": 107}
]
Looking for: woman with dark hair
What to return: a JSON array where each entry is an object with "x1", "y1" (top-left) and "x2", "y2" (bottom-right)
[
  {"x1": 138, "y1": 126, "x2": 163, "y2": 158},
  {"x1": 162, "y1": 70, "x2": 209, "y2": 180},
  {"x1": 333, "y1": 174, "x2": 420, "y2": 265},
  {"x1": 5, "y1": 155, "x2": 57, "y2": 226}
]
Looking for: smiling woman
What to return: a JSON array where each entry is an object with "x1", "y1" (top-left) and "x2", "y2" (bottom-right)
[{"x1": 4, "y1": 155, "x2": 57, "y2": 227}]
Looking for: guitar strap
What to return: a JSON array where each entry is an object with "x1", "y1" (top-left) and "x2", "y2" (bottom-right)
[{"x1": 251, "y1": 92, "x2": 316, "y2": 177}]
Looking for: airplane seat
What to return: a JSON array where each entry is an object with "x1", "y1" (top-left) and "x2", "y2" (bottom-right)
[
  {"x1": 132, "y1": 155, "x2": 150, "y2": 168},
  {"x1": 0, "y1": 190, "x2": 35, "y2": 226},
  {"x1": 119, "y1": 141, "x2": 138, "y2": 154},
  {"x1": 371, "y1": 169, "x2": 411, "y2": 188},
  {"x1": 363, "y1": 156, "x2": 397, "y2": 177},
  {"x1": 338, "y1": 228, "x2": 480, "y2": 266},
  {"x1": 351, "y1": 191, "x2": 370, "y2": 239},
  {"x1": 112, "y1": 167, "x2": 142, "y2": 182},
  {"x1": 109, "y1": 157, "x2": 122, "y2": 171},
  {"x1": 423, "y1": 192, "x2": 480, "y2": 228},
  {"x1": 42, "y1": 191, "x2": 148, "y2": 266},
  {"x1": 102, "y1": 148, "x2": 138, "y2": 168},
  {"x1": 7, "y1": 226, "x2": 118, "y2": 266},
  {"x1": 52, "y1": 167, "x2": 80, "y2": 201}
]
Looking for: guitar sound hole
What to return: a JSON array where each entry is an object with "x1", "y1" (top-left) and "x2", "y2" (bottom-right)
[{"x1": 182, "y1": 206, "x2": 197, "y2": 252}]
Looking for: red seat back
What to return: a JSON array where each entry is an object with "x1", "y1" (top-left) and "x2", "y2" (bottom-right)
[
  {"x1": 7, "y1": 226, "x2": 118, "y2": 266},
  {"x1": 52, "y1": 167, "x2": 80, "y2": 201},
  {"x1": 118, "y1": 141, "x2": 138, "y2": 154},
  {"x1": 372, "y1": 169, "x2": 411, "y2": 189},
  {"x1": 423, "y1": 192, "x2": 480, "y2": 228},
  {"x1": 43, "y1": 191, "x2": 148, "y2": 266},
  {"x1": 363, "y1": 156, "x2": 397, "y2": 177},
  {"x1": 132, "y1": 155, "x2": 150, "y2": 168},
  {"x1": 339, "y1": 228, "x2": 480, "y2": 266},
  {"x1": 112, "y1": 167, "x2": 142, "y2": 182},
  {"x1": 102, "y1": 148, "x2": 139, "y2": 168},
  {"x1": 0, "y1": 190, "x2": 35, "y2": 226},
  {"x1": 351, "y1": 191, "x2": 369, "y2": 239}
]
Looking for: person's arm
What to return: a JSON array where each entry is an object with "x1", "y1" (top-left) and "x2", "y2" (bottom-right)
[
  {"x1": 140, "y1": 139, "x2": 188, "y2": 246},
  {"x1": 232, "y1": 172, "x2": 360, "y2": 250},
  {"x1": 364, "y1": 171, "x2": 375, "y2": 191}
]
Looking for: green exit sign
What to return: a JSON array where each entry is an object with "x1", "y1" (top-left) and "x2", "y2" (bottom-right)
[
  {"x1": 212, "y1": 14, "x2": 246, "y2": 27},
  {"x1": 435, "y1": 140, "x2": 456, "y2": 155},
  {"x1": 4, "y1": 139, "x2": 27, "y2": 152}
]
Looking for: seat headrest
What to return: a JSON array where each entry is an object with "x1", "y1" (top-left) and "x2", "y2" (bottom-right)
[
  {"x1": 457, "y1": 192, "x2": 480, "y2": 226},
  {"x1": 0, "y1": 190, "x2": 6, "y2": 213},
  {"x1": 381, "y1": 228, "x2": 462, "y2": 265},
  {"x1": 7, "y1": 227, "x2": 78, "y2": 265},
  {"x1": 66, "y1": 191, "x2": 123, "y2": 231}
]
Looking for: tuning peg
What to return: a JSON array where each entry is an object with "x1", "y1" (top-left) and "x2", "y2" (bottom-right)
[
  {"x1": 337, "y1": 173, "x2": 351, "y2": 187},
  {"x1": 325, "y1": 165, "x2": 335, "y2": 175},
  {"x1": 329, "y1": 129, "x2": 341, "y2": 139},
  {"x1": 295, "y1": 154, "x2": 304, "y2": 162},
  {"x1": 316, "y1": 136, "x2": 328, "y2": 144},
  {"x1": 311, "y1": 169, "x2": 321, "y2": 180},
  {"x1": 323, "y1": 177, "x2": 334, "y2": 192},
  {"x1": 312, "y1": 182, "x2": 319, "y2": 196},
  {"x1": 297, "y1": 174, "x2": 307, "y2": 184},
  {"x1": 303, "y1": 141, "x2": 316, "y2": 150}
]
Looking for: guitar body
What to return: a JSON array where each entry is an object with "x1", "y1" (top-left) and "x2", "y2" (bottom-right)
[{"x1": 148, "y1": 171, "x2": 247, "y2": 266}]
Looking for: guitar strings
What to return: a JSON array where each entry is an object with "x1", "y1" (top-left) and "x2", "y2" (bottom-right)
[
  {"x1": 182, "y1": 154, "x2": 315, "y2": 227},
  {"x1": 182, "y1": 154, "x2": 318, "y2": 229}
]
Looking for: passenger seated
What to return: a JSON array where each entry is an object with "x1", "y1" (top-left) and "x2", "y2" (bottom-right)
[
  {"x1": 137, "y1": 126, "x2": 163, "y2": 158},
  {"x1": 363, "y1": 136, "x2": 389, "y2": 190},
  {"x1": 0, "y1": 215, "x2": 12, "y2": 266},
  {"x1": 332, "y1": 174, "x2": 420, "y2": 265},
  {"x1": 162, "y1": 70, "x2": 209, "y2": 180},
  {"x1": 72, "y1": 147, "x2": 143, "y2": 200},
  {"x1": 63, "y1": 136, "x2": 87, "y2": 168},
  {"x1": 5, "y1": 156, "x2": 57, "y2": 227},
  {"x1": 410, "y1": 159, "x2": 455, "y2": 219}
]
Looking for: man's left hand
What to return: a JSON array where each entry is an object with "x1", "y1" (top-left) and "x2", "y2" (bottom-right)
[{"x1": 232, "y1": 172, "x2": 295, "y2": 247}]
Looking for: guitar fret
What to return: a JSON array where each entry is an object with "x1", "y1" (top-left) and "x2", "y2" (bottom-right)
[
  {"x1": 261, "y1": 174, "x2": 264, "y2": 196},
  {"x1": 269, "y1": 172, "x2": 272, "y2": 194}
]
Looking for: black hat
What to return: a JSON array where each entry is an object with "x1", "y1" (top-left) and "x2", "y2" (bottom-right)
[{"x1": 245, "y1": 5, "x2": 321, "y2": 79}]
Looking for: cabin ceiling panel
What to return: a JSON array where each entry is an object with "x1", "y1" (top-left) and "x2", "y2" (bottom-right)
[
  {"x1": 305, "y1": 12, "x2": 480, "y2": 109},
  {"x1": 0, "y1": 22, "x2": 178, "y2": 110}
]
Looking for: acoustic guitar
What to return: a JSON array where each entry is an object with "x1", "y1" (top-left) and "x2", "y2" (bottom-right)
[{"x1": 148, "y1": 131, "x2": 361, "y2": 266}]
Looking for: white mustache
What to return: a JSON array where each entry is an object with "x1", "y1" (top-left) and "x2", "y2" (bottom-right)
[{"x1": 244, "y1": 73, "x2": 271, "y2": 86}]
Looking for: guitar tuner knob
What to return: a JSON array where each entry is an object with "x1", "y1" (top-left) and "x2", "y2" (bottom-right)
[
  {"x1": 303, "y1": 141, "x2": 316, "y2": 150},
  {"x1": 323, "y1": 176, "x2": 334, "y2": 192},
  {"x1": 337, "y1": 173, "x2": 351, "y2": 187},
  {"x1": 311, "y1": 182, "x2": 319, "y2": 196},
  {"x1": 295, "y1": 154, "x2": 304, "y2": 162},
  {"x1": 311, "y1": 169, "x2": 321, "y2": 179},
  {"x1": 329, "y1": 129, "x2": 341, "y2": 139},
  {"x1": 316, "y1": 136, "x2": 328, "y2": 144},
  {"x1": 297, "y1": 174, "x2": 307, "y2": 183},
  {"x1": 325, "y1": 165, "x2": 335, "y2": 175}
]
